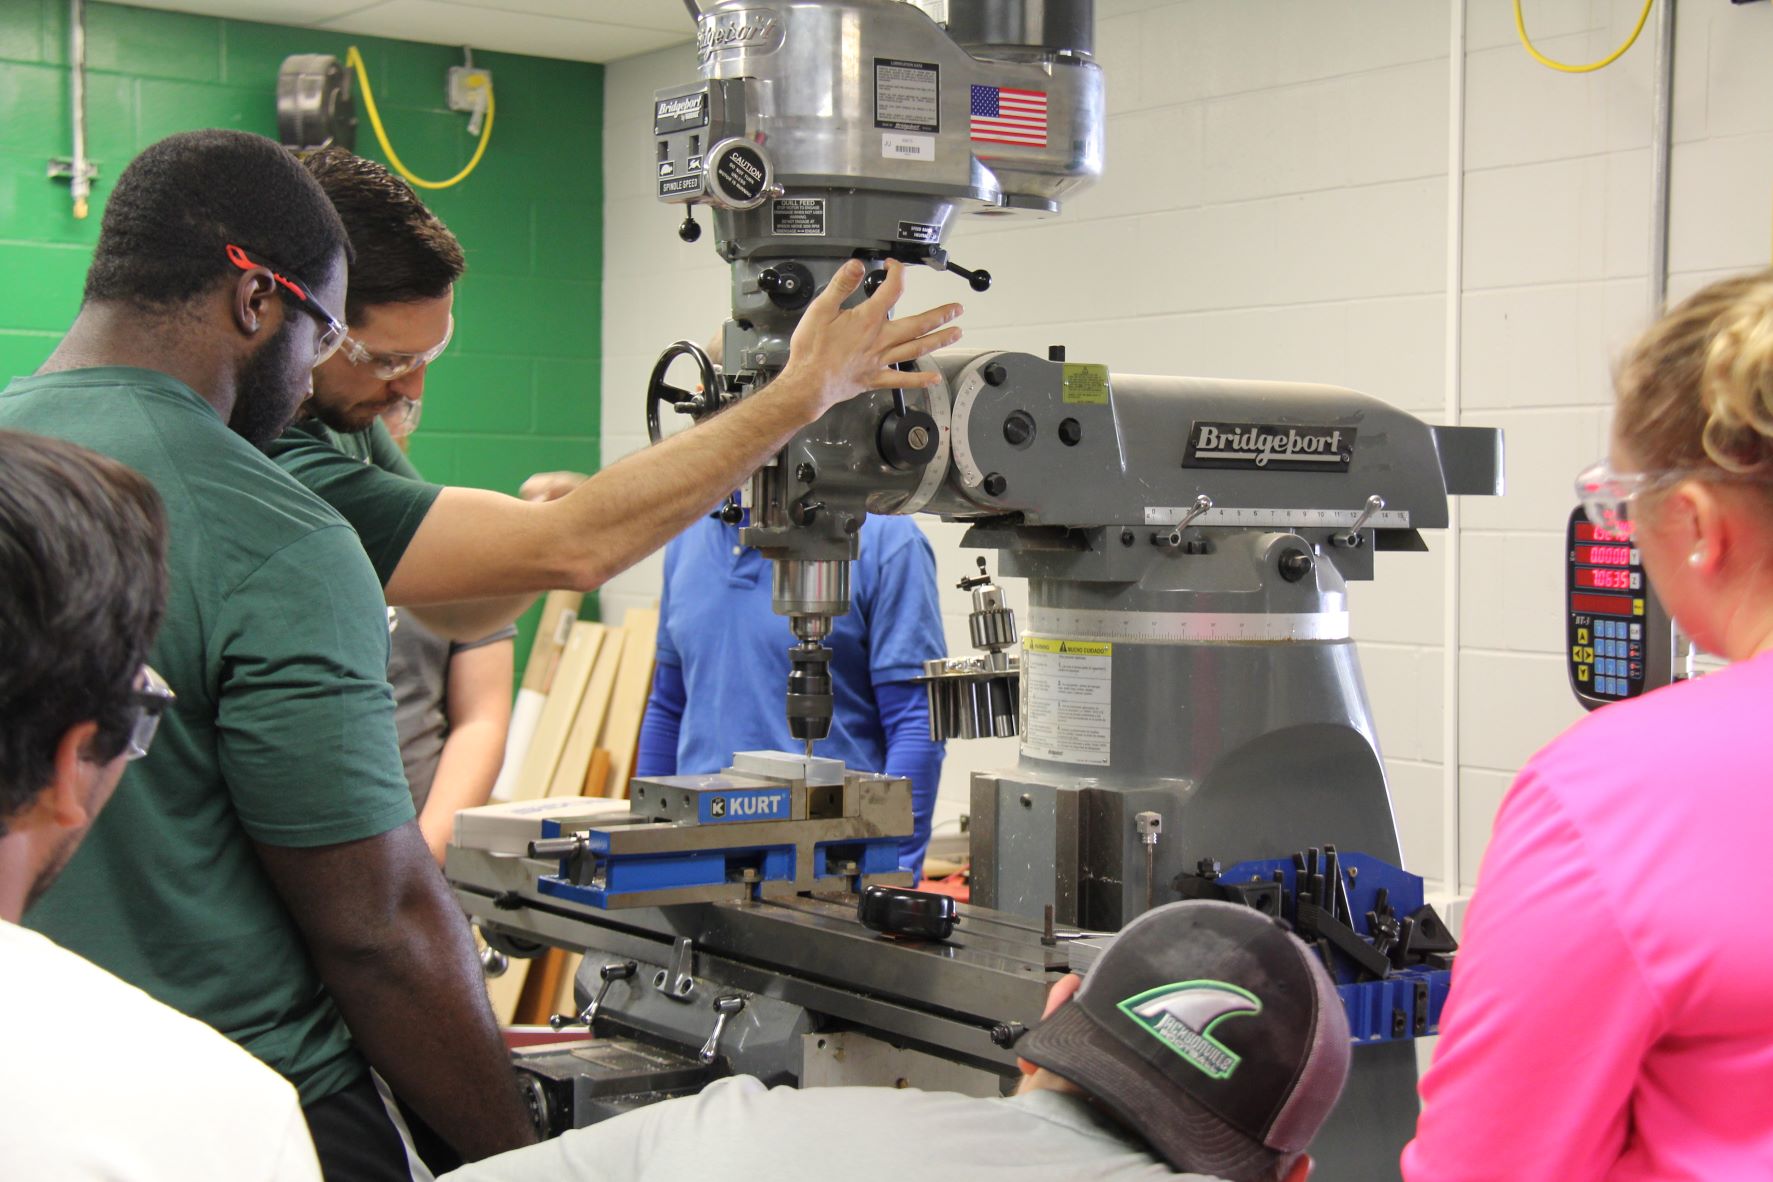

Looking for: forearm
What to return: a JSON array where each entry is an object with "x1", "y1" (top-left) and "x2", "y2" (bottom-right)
[
  {"x1": 877, "y1": 679, "x2": 942, "y2": 870},
  {"x1": 419, "y1": 719, "x2": 508, "y2": 862},
  {"x1": 258, "y1": 828, "x2": 537, "y2": 1161},
  {"x1": 405, "y1": 593, "x2": 537, "y2": 641},
  {"x1": 634, "y1": 663, "x2": 686, "y2": 778},
  {"x1": 545, "y1": 379, "x2": 822, "y2": 589},
  {"x1": 384, "y1": 382, "x2": 818, "y2": 605}
]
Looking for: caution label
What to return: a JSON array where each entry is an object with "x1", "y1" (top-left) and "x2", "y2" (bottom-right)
[
  {"x1": 1021, "y1": 638, "x2": 1112, "y2": 766},
  {"x1": 1062, "y1": 363, "x2": 1110, "y2": 404}
]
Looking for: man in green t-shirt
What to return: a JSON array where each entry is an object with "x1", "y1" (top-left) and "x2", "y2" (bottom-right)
[
  {"x1": 264, "y1": 149, "x2": 965, "y2": 641},
  {"x1": 0, "y1": 130, "x2": 538, "y2": 1181}
]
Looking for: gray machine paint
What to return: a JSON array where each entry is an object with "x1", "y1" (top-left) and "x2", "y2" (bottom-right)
[{"x1": 456, "y1": 4, "x2": 1505, "y2": 1180}]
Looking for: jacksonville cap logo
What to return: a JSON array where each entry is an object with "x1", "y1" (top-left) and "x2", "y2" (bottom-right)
[{"x1": 1118, "y1": 980, "x2": 1262, "y2": 1080}]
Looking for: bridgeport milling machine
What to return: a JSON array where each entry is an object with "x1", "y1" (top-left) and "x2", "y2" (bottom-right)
[{"x1": 446, "y1": 3, "x2": 1503, "y2": 1179}]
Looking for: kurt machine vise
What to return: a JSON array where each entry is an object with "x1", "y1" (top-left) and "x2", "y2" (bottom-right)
[{"x1": 447, "y1": 3, "x2": 1503, "y2": 1179}]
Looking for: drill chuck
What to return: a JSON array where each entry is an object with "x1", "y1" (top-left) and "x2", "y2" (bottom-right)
[{"x1": 786, "y1": 640, "x2": 834, "y2": 742}]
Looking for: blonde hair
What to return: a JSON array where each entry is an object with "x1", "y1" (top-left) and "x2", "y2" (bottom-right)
[{"x1": 1616, "y1": 269, "x2": 1773, "y2": 474}]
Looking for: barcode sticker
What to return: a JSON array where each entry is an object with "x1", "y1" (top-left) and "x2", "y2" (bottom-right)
[{"x1": 882, "y1": 133, "x2": 935, "y2": 161}]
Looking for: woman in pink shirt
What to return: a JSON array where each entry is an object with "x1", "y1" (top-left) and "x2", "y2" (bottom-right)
[{"x1": 1404, "y1": 271, "x2": 1773, "y2": 1182}]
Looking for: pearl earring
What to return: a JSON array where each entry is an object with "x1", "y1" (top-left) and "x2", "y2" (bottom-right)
[{"x1": 1689, "y1": 548, "x2": 1706, "y2": 567}]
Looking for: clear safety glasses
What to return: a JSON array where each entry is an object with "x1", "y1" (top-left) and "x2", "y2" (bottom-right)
[
  {"x1": 1575, "y1": 457, "x2": 1773, "y2": 539},
  {"x1": 383, "y1": 396, "x2": 423, "y2": 438},
  {"x1": 341, "y1": 315, "x2": 454, "y2": 381},
  {"x1": 224, "y1": 244, "x2": 346, "y2": 369},
  {"x1": 122, "y1": 665, "x2": 176, "y2": 762}
]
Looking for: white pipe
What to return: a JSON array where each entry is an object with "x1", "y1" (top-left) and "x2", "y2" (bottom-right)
[
  {"x1": 69, "y1": 0, "x2": 90, "y2": 219},
  {"x1": 1440, "y1": 0, "x2": 1466, "y2": 898},
  {"x1": 1647, "y1": 0, "x2": 1675, "y2": 315}
]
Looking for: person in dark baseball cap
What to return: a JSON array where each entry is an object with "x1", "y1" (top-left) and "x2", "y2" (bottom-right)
[
  {"x1": 1018, "y1": 899, "x2": 1352, "y2": 1182},
  {"x1": 440, "y1": 897, "x2": 1349, "y2": 1182}
]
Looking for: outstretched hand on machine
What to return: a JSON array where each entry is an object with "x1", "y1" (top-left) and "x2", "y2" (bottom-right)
[{"x1": 780, "y1": 259, "x2": 963, "y2": 416}]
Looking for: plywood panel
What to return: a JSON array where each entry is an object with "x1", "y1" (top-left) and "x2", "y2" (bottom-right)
[
  {"x1": 599, "y1": 607, "x2": 659, "y2": 799},
  {"x1": 510, "y1": 621, "x2": 605, "y2": 800}
]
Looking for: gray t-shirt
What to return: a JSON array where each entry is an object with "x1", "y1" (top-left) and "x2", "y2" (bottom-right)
[
  {"x1": 387, "y1": 609, "x2": 515, "y2": 811},
  {"x1": 440, "y1": 1076, "x2": 1222, "y2": 1182}
]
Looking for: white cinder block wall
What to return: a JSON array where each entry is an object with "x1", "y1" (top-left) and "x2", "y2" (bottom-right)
[{"x1": 600, "y1": 0, "x2": 1773, "y2": 896}]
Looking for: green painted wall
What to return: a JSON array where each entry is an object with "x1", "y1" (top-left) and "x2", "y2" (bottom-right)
[{"x1": 0, "y1": 1, "x2": 603, "y2": 663}]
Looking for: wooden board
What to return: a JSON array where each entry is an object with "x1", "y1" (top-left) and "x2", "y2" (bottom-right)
[
  {"x1": 581, "y1": 748, "x2": 611, "y2": 799},
  {"x1": 491, "y1": 590, "x2": 583, "y2": 801},
  {"x1": 521, "y1": 590, "x2": 585, "y2": 693},
  {"x1": 547, "y1": 629, "x2": 626, "y2": 798},
  {"x1": 551, "y1": 953, "x2": 585, "y2": 1022},
  {"x1": 512, "y1": 948, "x2": 569, "y2": 1026},
  {"x1": 599, "y1": 607, "x2": 659, "y2": 799},
  {"x1": 510, "y1": 621, "x2": 605, "y2": 801}
]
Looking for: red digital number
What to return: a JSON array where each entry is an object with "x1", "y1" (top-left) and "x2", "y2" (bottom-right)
[
  {"x1": 1576, "y1": 544, "x2": 1632, "y2": 566},
  {"x1": 1577, "y1": 568, "x2": 1632, "y2": 590}
]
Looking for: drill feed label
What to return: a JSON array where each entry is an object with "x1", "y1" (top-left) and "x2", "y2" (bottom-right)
[
  {"x1": 699, "y1": 787, "x2": 792, "y2": 824},
  {"x1": 771, "y1": 198, "x2": 826, "y2": 237},
  {"x1": 1021, "y1": 638, "x2": 1112, "y2": 766}
]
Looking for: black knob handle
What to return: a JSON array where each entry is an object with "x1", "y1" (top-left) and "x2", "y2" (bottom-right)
[
  {"x1": 982, "y1": 472, "x2": 1008, "y2": 497},
  {"x1": 878, "y1": 408, "x2": 939, "y2": 470},
  {"x1": 945, "y1": 260, "x2": 992, "y2": 292},
  {"x1": 757, "y1": 262, "x2": 814, "y2": 310},
  {"x1": 990, "y1": 1021, "x2": 1027, "y2": 1048},
  {"x1": 678, "y1": 211, "x2": 702, "y2": 243}
]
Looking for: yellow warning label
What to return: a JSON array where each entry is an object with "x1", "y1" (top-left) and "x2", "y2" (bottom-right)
[
  {"x1": 1026, "y1": 637, "x2": 1113, "y2": 657},
  {"x1": 1062, "y1": 363, "x2": 1110, "y2": 404}
]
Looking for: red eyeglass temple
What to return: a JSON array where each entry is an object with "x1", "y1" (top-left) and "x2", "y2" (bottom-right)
[{"x1": 224, "y1": 243, "x2": 310, "y2": 302}]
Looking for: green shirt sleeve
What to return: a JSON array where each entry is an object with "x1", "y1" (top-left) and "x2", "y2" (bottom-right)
[
  {"x1": 264, "y1": 423, "x2": 442, "y2": 586},
  {"x1": 366, "y1": 416, "x2": 426, "y2": 481},
  {"x1": 211, "y1": 526, "x2": 417, "y2": 847}
]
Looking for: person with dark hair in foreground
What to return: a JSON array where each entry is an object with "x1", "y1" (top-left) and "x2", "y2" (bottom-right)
[
  {"x1": 267, "y1": 149, "x2": 965, "y2": 643},
  {"x1": 440, "y1": 901, "x2": 1351, "y2": 1182},
  {"x1": 0, "y1": 431, "x2": 321, "y2": 1180},
  {"x1": 0, "y1": 129, "x2": 538, "y2": 1181}
]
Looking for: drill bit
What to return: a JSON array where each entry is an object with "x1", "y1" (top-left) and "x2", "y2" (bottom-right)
[{"x1": 804, "y1": 738, "x2": 813, "y2": 760}]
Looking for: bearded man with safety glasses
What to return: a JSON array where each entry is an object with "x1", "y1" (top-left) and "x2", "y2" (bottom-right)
[{"x1": 268, "y1": 148, "x2": 964, "y2": 646}]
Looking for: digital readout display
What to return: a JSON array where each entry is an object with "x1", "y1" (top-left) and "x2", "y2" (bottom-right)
[
  {"x1": 1575, "y1": 567, "x2": 1633, "y2": 590},
  {"x1": 1574, "y1": 522, "x2": 1631, "y2": 544},
  {"x1": 1570, "y1": 592, "x2": 1636, "y2": 617},
  {"x1": 1575, "y1": 543, "x2": 1632, "y2": 566}
]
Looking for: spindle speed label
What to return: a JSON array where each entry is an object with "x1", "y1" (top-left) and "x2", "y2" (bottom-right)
[{"x1": 1021, "y1": 638, "x2": 1112, "y2": 766}]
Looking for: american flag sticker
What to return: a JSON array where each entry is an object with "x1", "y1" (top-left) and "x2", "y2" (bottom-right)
[{"x1": 970, "y1": 84, "x2": 1047, "y2": 148}]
